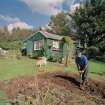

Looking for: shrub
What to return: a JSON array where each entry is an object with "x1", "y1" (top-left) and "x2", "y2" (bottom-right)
[
  {"x1": 87, "y1": 46, "x2": 99, "y2": 59},
  {"x1": 0, "y1": 41, "x2": 22, "y2": 50},
  {"x1": 47, "y1": 54, "x2": 61, "y2": 63}
]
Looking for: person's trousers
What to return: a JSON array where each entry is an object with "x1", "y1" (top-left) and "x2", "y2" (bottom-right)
[{"x1": 81, "y1": 68, "x2": 88, "y2": 81}]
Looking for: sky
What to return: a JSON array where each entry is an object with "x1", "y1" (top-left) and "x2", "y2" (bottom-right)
[{"x1": 0, "y1": 0, "x2": 80, "y2": 29}]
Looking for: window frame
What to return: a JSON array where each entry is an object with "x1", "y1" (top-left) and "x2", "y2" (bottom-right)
[
  {"x1": 33, "y1": 40, "x2": 44, "y2": 51},
  {"x1": 52, "y1": 40, "x2": 59, "y2": 51}
]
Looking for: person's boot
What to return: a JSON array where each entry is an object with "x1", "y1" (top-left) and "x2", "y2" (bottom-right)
[
  {"x1": 80, "y1": 80, "x2": 85, "y2": 90},
  {"x1": 85, "y1": 80, "x2": 89, "y2": 86}
]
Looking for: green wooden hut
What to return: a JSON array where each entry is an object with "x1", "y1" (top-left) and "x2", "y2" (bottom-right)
[{"x1": 24, "y1": 31, "x2": 67, "y2": 62}]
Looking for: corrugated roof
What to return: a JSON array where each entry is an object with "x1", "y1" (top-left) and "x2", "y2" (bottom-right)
[
  {"x1": 40, "y1": 31, "x2": 63, "y2": 40},
  {"x1": 24, "y1": 31, "x2": 63, "y2": 42}
]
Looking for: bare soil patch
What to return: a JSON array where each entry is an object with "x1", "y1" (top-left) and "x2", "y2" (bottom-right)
[{"x1": 0, "y1": 72, "x2": 105, "y2": 105}]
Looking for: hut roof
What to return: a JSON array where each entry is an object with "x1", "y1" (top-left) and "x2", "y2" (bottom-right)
[
  {"x1": 24, "y1": 31, "x2": 63, "y2": 42},
  {"x1": 41, "y1": 31, "x2": 63, "y2": 40}
]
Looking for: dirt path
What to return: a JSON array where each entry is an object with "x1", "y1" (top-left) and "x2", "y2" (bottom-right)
[{"x1": 0, "y1": 72, "x2": 105, "y2": 105}]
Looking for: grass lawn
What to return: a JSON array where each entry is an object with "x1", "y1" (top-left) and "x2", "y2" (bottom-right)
[
  {"x1": 89, "y1": 60, "x2": 105, "y2": 75},
  {"x1": 0, "y1": 56, "x2": 66, "y2": 80},
  {"x1": 0, "y1": 57, "x2": 35, "y2": 80},
  {"x1": 0, "y1": 56, "x2": 105, "y2": 80}
]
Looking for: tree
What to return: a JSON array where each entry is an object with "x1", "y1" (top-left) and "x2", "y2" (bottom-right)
[
  {"x1": 0, "y1": 26, "x2": 10, "y2": 41},
  {"x1": 0, "y1": 27, "x2": 33, "y2": 50},
  {"x1": 11, "y1": 28, "x2": 33, "y2": 41},
  {"x1": 72, "y1": 0, "x2": 105, "y2": 49},
  {"x1": 48, "y1": 12, "x2": 71, "y2": 36}
]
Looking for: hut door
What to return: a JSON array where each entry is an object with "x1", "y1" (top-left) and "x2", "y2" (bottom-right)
[
  {"x1": 47, "y1": 46, "x2": 52, "y2": 59},
  {"x1": 62, "y1": 43, "x2": 67, "y2": 63}
]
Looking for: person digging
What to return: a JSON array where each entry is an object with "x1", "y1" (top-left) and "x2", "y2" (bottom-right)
[{"x1": 75, "y1": 51, "x2": 88, "y2": 90}]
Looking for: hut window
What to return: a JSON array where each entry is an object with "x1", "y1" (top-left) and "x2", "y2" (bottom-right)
[
  {"x1": 34, "y1": 40, "x2": 44, "y2": 50},
  {"x1": 52, "y1": 41, "x2": 59, "y2": 50}
]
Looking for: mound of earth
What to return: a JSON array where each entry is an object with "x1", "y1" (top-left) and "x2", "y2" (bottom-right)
[{"x1": 0, "y1": 72, "x2": 105, "y2": 105}]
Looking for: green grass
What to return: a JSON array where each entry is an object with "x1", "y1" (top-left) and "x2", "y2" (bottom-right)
[
  {"x1": 0, "y1": 56, "x2": 105, "y2": 80},
  {"x1": 0, "y1": 57, "x2": 35, "y2": 80},
  {"x1": 66, "y1": 60, "x2": 105, "y2": 74},
  {"x1": 89, "y1": 60, "x2": 105, "y2": 75},
  {"x1": 0, "y1": 56, "x2": 65, "y2": 80}
]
